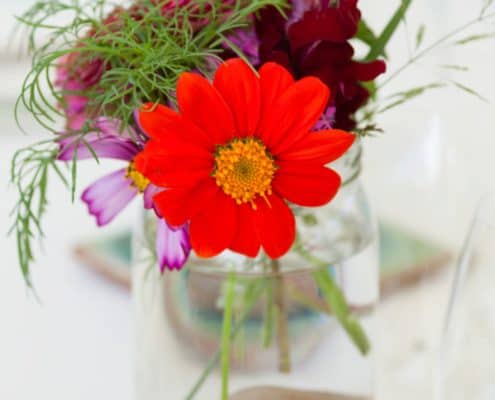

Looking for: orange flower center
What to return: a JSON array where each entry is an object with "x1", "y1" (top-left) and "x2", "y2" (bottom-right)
[
  {"x1": 213, "y1": 138, "x2": 277, "y2": 209},
  {"x1": 126, "y1": 161, "x2": 150, "y2": 193}
]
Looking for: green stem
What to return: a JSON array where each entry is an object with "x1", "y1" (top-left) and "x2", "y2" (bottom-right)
[
  {"x1": 271, "y1": 259, "x2": 291, "y2": 373},
  {"x1": 293, "y1": 238, "x2": 370, "y2": 356},
  {"x1": 379, "y1": 11, "x2": 495, "y2": 89},
  {"x1": 221, "y1": 273, "x2": 236, "y2": 400},
  {"x1": 185, "y1": 279, "x2": 267, "y2": 400},
  {"x1": 262, "y1": 279, "x2": 275, "y2": 348}
]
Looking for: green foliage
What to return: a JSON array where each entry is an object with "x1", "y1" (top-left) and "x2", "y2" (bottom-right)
[
  {"x1": 454, "y1": 32, "x2": 495, "y2": 45},
  {"x1": 313, "y1": 269, "x2": 370, "y2": 355},
  {"x1": 451, "y1": 80, "x2": 488, "y2": 102},
  {"x1": 186, "y1": 278, "x2": 268, "y2": 400},
  {"x1": 9, "y1": 142, "x2": 70, "y2": 286},
  {"x1": 481, "y1": 0, "x2": 495, "y2": 17},
  {"x1": 378, "y1": 82, "x2": 446, "y2": 114},
  {"x1": 221, "y1": 273, "x2": 237, "y2": 400},
  {"x1": 415, "y1": 24, "x2": 425, "y2": 49},
  {"x1": 12, "y1": 0, "x2": 287, "y2": 285},
  {"x1": 440, "y1": 64, "x2": 469, "y2": 72},
  {"x1": 365, "y1": 0, "x2": 413, "y2": 62},
  {"x1": 292, "y1": 236, "x2": 371, "y2": 355},
  {"x1": 356, "y1": 19, "x2": 386, "y2": 58},
  {"x1": 16, "y1": 0, "x2": 287, "y2": 132}
]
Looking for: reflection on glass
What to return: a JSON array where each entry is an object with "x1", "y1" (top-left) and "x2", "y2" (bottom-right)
[{"x1": 437, "y1": 193, "x2": 495, "y2": 400}]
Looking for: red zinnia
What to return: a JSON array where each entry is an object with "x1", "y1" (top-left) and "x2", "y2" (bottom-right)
[{"x1": 135, "y1": 58, "x2": 355, "y2": 259}]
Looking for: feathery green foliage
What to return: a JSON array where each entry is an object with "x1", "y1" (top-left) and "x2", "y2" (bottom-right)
[
  {"x1": 11, "y1": 0, "x2": 287, "y2": 285},
  {"x1": 16, "y1": 0, "x2": 287, "y2": 132}
]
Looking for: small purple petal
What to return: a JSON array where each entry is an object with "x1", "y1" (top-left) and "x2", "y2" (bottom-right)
[
  {"x1": 143, "y1": 184, "x2": 162, "y2": 210},
  {"x1": 82, "y1": 168, "x2": 138, "y2": 226},
  {"x1": 156, "y1": 219, "x2": 191, "y2": 272},
  {"x1": 132, "y1": 109, "x2": 150, "y2": 142},
  {"x1": 64, "y1": 94, "x2": 88, "y2": 116},
  {"x1": 67, "y1": 113, "x2": 89, "y2": 131},
  {"x1": 289, "y1": 0, "x2": 322, "y2": 25},
  {"x1": 225, "y1": 28, "x2": 260, "y2": 66},
  {"x1": 313, "y1": 106, "x2": 336, "y2": 131},
  {"x1": 58, "y1": 134, "x2": 140, "y2": 162},
  {"x1": 95, "y1": 117, "x2": 144, "y2": 144}
]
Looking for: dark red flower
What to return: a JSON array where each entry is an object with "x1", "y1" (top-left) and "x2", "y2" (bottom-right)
[{"x1": 254, "y1": 0, "x2": 386, "y2": 130}]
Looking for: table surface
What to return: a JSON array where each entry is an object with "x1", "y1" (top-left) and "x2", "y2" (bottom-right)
[{"x1": 1, "y1": 0, "x2": 495, "y2": 399}]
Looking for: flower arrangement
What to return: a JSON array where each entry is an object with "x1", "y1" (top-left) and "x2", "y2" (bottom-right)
[{"x1": 11, "y1": 0, "x2": 495, "y2": 398}]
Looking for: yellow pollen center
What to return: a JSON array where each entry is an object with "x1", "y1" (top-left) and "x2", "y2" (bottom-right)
[
  {"x1": 213, "y1": 138, "x2": 277, "y2": 208},
  {"x1": 126, "y1": 162, "x2": 150, "y2": 193}
]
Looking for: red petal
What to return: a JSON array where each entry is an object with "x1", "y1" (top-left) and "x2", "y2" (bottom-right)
[
  {"x1": 214, "y1": 58, "x2": 260, "y2": 137},
  {"x1": 259, "y1": 77, "x2": 330, "y2": 154},
  {"x1": 273, "y1": 162, "x2": 342, "y2": 207},
  {"x1": 139, "y1": 103, "x2": 212, "y2": 150},
  {"x1": 288, "y1": 1, "x2": 361, "y2": 52},
  {"x1": 136, "y1": 153, "x2": 212, "y2": 188},
  {"x1": 253, "y1": 194, "x2": 295, "y2": 259},
  {"x1": 278, "y1": 130, "x2": 355, "y2": 164},
  {"x1": 190, "y1": 192, "x2": 238, "y2": 258},
  {"x1": 153, "y1": 178, "x2": 219, "y2": 226},
  {"x1": 258, "y1": 62, "x2": 294, "y2": 114},
  {"x1": 229, "y1": 203, "x2": 260, "y2": 257},
  {"x1": 348, "y1": 60, "x2": 387, "y2": 82},
  {"x1": 177, "y1": 72, "x2": 236, "y2": 145},
  {"x1": 137, "y1": 136, "x2": 210, "y2": 159}
]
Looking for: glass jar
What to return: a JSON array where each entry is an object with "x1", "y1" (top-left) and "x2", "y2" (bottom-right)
[{"x1": 132, "y1": 141, "x2": 379, "y2": 399}]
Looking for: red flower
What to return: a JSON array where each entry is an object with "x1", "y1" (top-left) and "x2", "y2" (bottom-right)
[
  {"x1": 255, "y1": 0, "x2": 386, "y2": 130},
  {"x1": 135, "y1": 59, "x2": 354, "y2": 259}
]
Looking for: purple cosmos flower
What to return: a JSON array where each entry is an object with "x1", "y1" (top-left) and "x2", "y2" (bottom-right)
[
  {"x1": 224, "y1": 28, "x2": 260, "y2": 66},
  {"x1": 55, "y1": 53, "x2": 105, "y2": 124},
  {"x1": 58, "y1": 116, "x2": 190, "y2": 271},
  {"x1": 156, "y1": 219, "x2": 191, "y2": 272}
]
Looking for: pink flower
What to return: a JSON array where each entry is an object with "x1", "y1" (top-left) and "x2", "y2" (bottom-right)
[
  {"x1": 58, "y1": 116, "x2": 191, "y2": 271},
  {"x1": 55, "y1": 53, "x2": 105, "y2": 122}
]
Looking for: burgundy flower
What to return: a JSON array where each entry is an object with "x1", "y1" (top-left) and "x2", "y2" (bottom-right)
[{"x1": 253, "y1": 0, "x2": 386, "y2": 130}]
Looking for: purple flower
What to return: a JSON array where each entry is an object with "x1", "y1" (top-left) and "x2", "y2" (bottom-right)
[
  {"x1": 55, "y1": 53, "x2": 105, "y2": 123},
  {"x1": 224, "y1": 28, "x2": 260, "y2": 66},
  {"x1": 156, "y1": 219, "x2": 191, "y2": 272},
  {"x1": 58, "y1": 116, "x2": 190, "y2": 271},
  {"x1": 313, "y1": 106, "x2": 336, "y2": 130}
]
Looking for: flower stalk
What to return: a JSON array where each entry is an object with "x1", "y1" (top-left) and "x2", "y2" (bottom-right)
[
  {"x1": 271, "y1": 258, "x2": 292, "y2": 373},
  {"x1": 221, "y1": 273, "x2": 237, "y2": 400}
]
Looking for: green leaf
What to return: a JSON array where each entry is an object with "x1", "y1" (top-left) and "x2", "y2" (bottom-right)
[
  {"x1": 379, "y1": 82, "x2": 446, "y2": 113},
  {"x1": 454, "y1": 32, "x2": 495, "y2": 45},
  {"x1": 440, "y1": 64, "x2": 469, "y2": 72},
  {"x1": 357, "y1": 19, "x2": 386, "y2": 57},
  {"x1": 481, "y1": 0, "x2": 495, "y2": 16},
  {"x1": 313, "y1": 269, "x2": 370, "y2": 355},
  {"x1": 365, "y1": 0, "x2": 413, "y2": 61},
  {"x1": 451, "y1": 80, "x2": 488, "y2": 102},
  {"x1": 415, "y1": 24, "x2": 426, "y2": 49}
]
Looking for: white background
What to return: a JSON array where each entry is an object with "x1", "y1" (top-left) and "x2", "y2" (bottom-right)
[{"x1": 0, "y1": 0, "x2": 494, "y2": 399}]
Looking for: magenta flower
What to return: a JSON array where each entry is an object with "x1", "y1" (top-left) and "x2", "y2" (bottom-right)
[
  {"x1": 55, "y1": 53, "x2": 105, "y2": 124},
  {"x1": 224, "y1": 28, "x2": 260, "y2": 66},
  {"x1": 58, "y1": 116, "x2": 190, "y2": 271},
  {"x1": 156, "y1": 219, "x2": 191, "y2": 272}
]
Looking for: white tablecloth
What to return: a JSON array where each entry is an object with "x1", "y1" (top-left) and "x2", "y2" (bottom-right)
[{"x1": 0, "y1": 0, "x2": 494, "y2": 398}]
